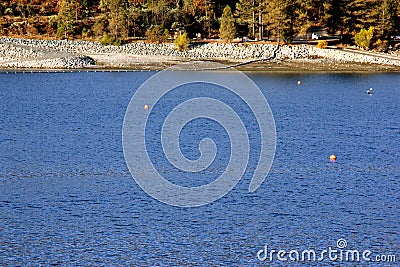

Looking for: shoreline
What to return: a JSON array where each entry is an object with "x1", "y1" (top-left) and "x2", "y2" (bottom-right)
[
  {"x1": 1, "y1": 37, "x2": 400, "y2": 72},
  {"x1": 2, "y1": 62, "x2": 400, "y2": 73}
]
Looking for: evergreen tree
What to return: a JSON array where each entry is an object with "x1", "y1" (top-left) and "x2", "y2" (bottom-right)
[
  {"x1": 99, "y1": 0, "x2": 129, "y2": 39},
  {"x1": 351, "y1": 0, "x2": 378, "y2": 30},
  {"x1": 281, "y1": 0, "x2": 298, "y2": 43},
  {"x1": 262, "y1": 0, "x2": 280, "y2": 40},
  {"x1": 323, "y1": 0, "x2": 353, "y2": 38},
  {"x1": 219, "y1": 5, "x2": 236, "y2": 42},
  {"x1": 235, "y1": 0, "x2": 259, "y2": 39},
  {"x1": 2, "y1": 0, "x2": 400, "y2": 43},
  {"x1": 57, "y1": 0, "x2": 80, "y2": 38},
  {"x1": 375, "y1": 0, "x2": 400, "y2": 39},
  {"x1": 296, "y1": 0, "x2": 313, "y2": 34},
  {"x1": 263, "y1": 0, "x2": 306, "y2": 43},
  {"x1": 304, "y1": 0, "x2": 325, "y2": 22}
]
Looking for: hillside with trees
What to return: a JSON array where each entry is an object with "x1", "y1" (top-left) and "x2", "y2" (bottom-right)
[{"x1": 1, "y1": 0, "x2": 399, "y2": 47}]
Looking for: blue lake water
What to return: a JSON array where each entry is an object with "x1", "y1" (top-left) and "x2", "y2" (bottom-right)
[{"x1": 0, "y1": 71, "x2": 399, "y2": 266}]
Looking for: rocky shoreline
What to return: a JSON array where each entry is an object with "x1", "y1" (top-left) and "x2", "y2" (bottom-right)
[{"x1": 1, "y1": 37, "x2": 400, "y2": 71}]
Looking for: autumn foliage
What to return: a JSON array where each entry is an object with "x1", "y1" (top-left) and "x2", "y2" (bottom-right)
[{"x1": 0, "y1": 0, "x2": 399, "y2": 47}]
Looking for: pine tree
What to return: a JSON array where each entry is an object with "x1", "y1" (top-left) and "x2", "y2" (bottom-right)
[
  {"x1": 262, "y1": 0, "x2": 282, "y2": 41},
  {"x1": 323, "y1": 0, "x2": 353, "y2": 38},
  {"x1": 263, "y1": 0, "x2": 306, "y2": 44},
  {"x1": 219, "y1": 5, "x2": 236, "y2": 42},
  {"x1": 99, "y1": 0, "x2": 128, "y2": 39},
  {"x1": 304, "y1": 0, "x2": 325, "y2": 22},
  {"x1": 57, "y1": 0, "x2": 80, "y2": 38},
  {"x1": 235, "y1": 0, "x2": 259, "y2": 39},
  {"x1": 375, "y1": 0, "x2": 400, "y2": 39},
  {"x1": 351, "y1": 0, "x2": 378, "y2": 30},
  {"x1": 296, "y1": 0, "x2": 313, "y2": 35},
  {"x1": 281, "y1": 0, "x2": 298, "y2": 43}
]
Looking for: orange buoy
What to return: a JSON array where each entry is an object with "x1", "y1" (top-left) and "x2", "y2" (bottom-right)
[
  {"x1": 330, "y1": 154, "x2": 337, "y2": 162},
  {"x1": 144, "y1": 104, "x2": 150, "y2": 110}
]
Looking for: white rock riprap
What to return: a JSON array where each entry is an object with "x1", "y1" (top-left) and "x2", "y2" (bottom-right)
[
  {"x1": 308, "y1": 47, "x2": 400, "y2": 65},
  {"x1": 2, "y1": 56, "x2": 95, "y2": 69},
  {"x1": 0, "y1": 39, "x2": 96, "y2": 69},
  {"x1": 0, "y1": 43, "x2": 43, "y2": 63},
  {"x1": 1, "y1": 37, "x2": 400, "y2": 69}
]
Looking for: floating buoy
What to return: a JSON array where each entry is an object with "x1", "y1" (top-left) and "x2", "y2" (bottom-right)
[
  {"x1": 330, "y1": 154, "x2": 337, "y2": 162},
  {"x1": 144, "y1": 104, "x2": 150, "y2": 110},
  {"x1": 367, "y1": 88, "x2": 372, "y2": 95},
  {"x1": 297, "y1": 80, "x2": 302, "y2": 85}
]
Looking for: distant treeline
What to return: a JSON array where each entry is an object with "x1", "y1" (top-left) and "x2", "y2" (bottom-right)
[{"x1": 1, "y1": 0, "x2": 399, "y2": 44}]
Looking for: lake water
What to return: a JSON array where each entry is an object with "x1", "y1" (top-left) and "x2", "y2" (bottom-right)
[{"x1": 0, "y1": 71, "x2": 399, "y2": 266}]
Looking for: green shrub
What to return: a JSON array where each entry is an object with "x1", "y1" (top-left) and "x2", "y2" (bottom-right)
[
  {"x1": 4, "y1": 8, "x2": 13, "y2": 15},
  {"x1": 99, "y1": 32, "x2": 122, "y2": 46},
  {"x1": 145, "y1": 25, "x2": 170, "y2": 43},
  {"x1": 82, "y1": 28, "x2": 88, "y2": 38},
  {"x1": 354, "y1": 26, "x2": 374, "y2": 50},
  {"x1": 316, "y1": 40, "x2": 328, "y2": 49},
  {"x1": 174, "y1": 32, "x2": 190, "y2": 51},
  {"x1": 93, "y1": 19, "x2": 106, "y2": 37},
  {"x1": 113, "y1": 38, "x2": 122, "y2": 46},
  {"x1": 373, "y1": 39, "x2": 388, "y2": 52}
]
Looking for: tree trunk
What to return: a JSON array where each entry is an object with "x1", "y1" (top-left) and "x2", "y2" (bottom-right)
[
  {"x1": 252, "y1": 0, "x2": 255, "y2": 38},
  {"x1": 259, "y1": 13, "x2": 263, "y2": 40},
  {"x1": 252, "y1": 11, "x2": 255, "y2": 38}
]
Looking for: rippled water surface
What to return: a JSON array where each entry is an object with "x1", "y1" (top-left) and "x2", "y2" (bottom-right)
[{"x1": 0, "y1": 71, "x2": 399, "y2": 266}]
